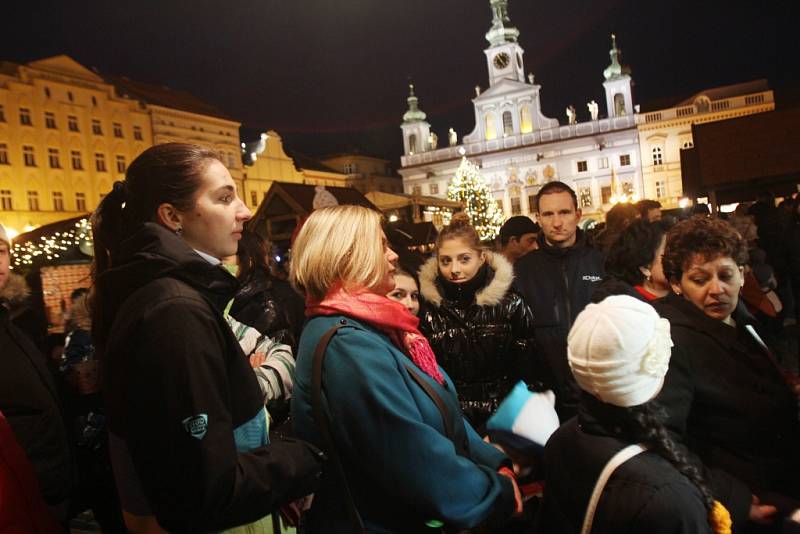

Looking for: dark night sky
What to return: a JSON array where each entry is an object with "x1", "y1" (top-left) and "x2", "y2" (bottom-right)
[{"x1": 3, "y1": 1, "x2": 796, "y2": 163}]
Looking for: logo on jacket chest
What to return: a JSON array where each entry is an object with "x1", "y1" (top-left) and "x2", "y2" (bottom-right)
[
  {"x1": 182, "y1": 414, "x2": 208, "y2": 440},
  {"x1": 582, "y1": 275, "x2": 602, "y2": 283}
]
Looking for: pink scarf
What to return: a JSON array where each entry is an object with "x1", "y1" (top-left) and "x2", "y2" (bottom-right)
[{"x1": 306, "y1": 286, "x2": 445, "y2": 385}]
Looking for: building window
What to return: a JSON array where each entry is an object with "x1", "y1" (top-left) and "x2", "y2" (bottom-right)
[
  {"x1": 95, "y1": 153, "x2": 107, "y2": 172},
  {"x1": 0, "y1": 143, "x2": 8, "y2": 165},
  {"x1": 597, "y1": 157, "x2": 609, "y2": 169},
  {"x1": 52, "y1": 191, "x2": 65, "y2": 212},
  {"x1": 485, "y1": 113, "x2": 497, "y2": 140},
  {"x1": 528, "y1": 194, "x2": 537, "y2": 213},
  {"x1": 45, "y1": 111, "x2": 57, "y2": 129},
  {"x1": 68, "y1": 91, "x2": 74, "y2": 102},
  {"x1": 652, "y1": 146, "x2": 663, "y2": 166},
  {"x1": 579, "y1": 187, "x2": 593, "y2": 208},
  {"x1": 622, "y1": 182, "x2": 634, "y2": 197},
  {"x1": 619, "y1": 154, "x2": 631, "y2": 166},
  {"x1": 92, "y1": 96, "x2": 98, "y2": 107},
  {"x1": 601, "y1": 185, "x2": 612, "y2": 204},
  {"x1": 48, "y1": 148, "x2": 61, "y2": 168},
  {"x1": 75, "y1": 192, "x2": 86, "y2": 212},
  {"x1": 44, "y1": 87, "x2": 51, "y2": 98},
  {"x1": 682, "y1": 140, "x2": 694, "y2": 149},
  {"x1": 22, "y1": 145, "x2": 36, "y2": 167},
  {"x1": 0, "y1": 190, "x2": 12, "y2": 211},
  {"x1": 430, "y1": 183, "x2": 439, "y2": 195},
  {"x1": 0, "y1": 105, "x2": 5, "y2": 122},
  {"x1": 520, "y1": 106, "x2": 533, "y2": 134},
  {"x1": 227, "y1": 153, "x2": 235, "y2": 168},
  {"x1": 28, "y1": 191, "x2": 39, "y2": 211},
  {"x1": 496, "y1": 199, "x2": 504, "y2": 213},
  {"x1": 113, "y1": 123, "x2": 124, "y2": 138},
  {"x1": 67, "y1": 115, "x2": 79, "y2": 132},
  {"x1": 250, "y1": 191, "x2": 258, "y2": 206},
  {"x1": 655, "y1": 180, "x2": 667, "y2": 199},
  {"x1": 510, "y1": 196, "x2": 521, "y2": 215},
  {"x1": 116, "y1": 155, "x2": 126, "y2": 174},
  {"x1": 343, "y1": 163, "x2": 357, "y2": 174},
  {"x1": 133, "y1": 125, "x2": 143, "y2": 140},
  {"x1": 71, "y1": 151, "x2": 83, "y2": 170},
  {"x1": 502, "y1": 111, "x2": 513, "y2": 136},
  {"x1": 19, "y1": 107, "x2": 32, "y2": 126},
  {"x1": 577, "y1": 160, "x2": 588, "y2": 173},
  {"x1": 92, "y1": 119, "x2": 103, "y2": 135},
  {"x1": 412, "y1": 185, "x2": 422, "y2": 195}
]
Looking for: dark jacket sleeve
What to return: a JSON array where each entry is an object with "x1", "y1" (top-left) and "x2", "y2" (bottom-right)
[
  {"x1": 629, "y1": 483, "x2": 713, "y2": 533},
  {"x1": 506, "y1": 291, "x2": 541, "y2": 387},
  {"x1": 125, "y1": 296, "x2": 322, "y2": 532}
]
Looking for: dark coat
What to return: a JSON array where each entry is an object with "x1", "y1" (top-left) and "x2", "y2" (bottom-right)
[
  {"x1": 230, "y1": 270, "x2": 306, "y2": 351},
  {"x1": 513, "y1": 230, "x2": 605, "y2": 419},
  {"x1": 96, "y1": 223, "x2": 322, "y2": 532},
  {"x1": 654, "y1": 293, "x2": 800, "y2": 520},
  {"x1": 540, "y1": 412, "x2": 712, "y2": 534},
  {"x1": 418, "y1": 252, "x2": 536, "y2": 427},
  {"x1": 0, "y1": 274, "x2": 73, "y2": 508},
  {"x1": 291, "y1": 315, "x2": 516, "y2": 533}
]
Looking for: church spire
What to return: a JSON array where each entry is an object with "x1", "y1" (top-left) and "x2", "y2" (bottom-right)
[
  {"x1": 485, "y1": 0, "x2": 520, "y2": 47},
  {"x1": 402, "y1": 82, "x2": 427, "y2": 124},
  {"x1": 603, "y1": 33, "x2": 631, "y2": 80}
]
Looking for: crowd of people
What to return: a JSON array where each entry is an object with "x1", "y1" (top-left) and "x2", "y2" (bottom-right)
[{"x1": 1, "y1": 142, "x2": 799, "y2": 533}]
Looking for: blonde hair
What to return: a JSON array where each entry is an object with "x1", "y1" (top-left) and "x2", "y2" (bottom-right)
[{"x1": 290, "y1": 205, "x2": 387, "y2": 301}]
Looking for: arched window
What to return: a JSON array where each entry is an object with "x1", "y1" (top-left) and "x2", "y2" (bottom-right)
[
  {"x1": 614, "y1": 93, "x2": 626, "y2": 116},
  {"x1": 485, "y1": 114, "x2": 497, "y2": 140},
  {"x1": 652, "y1": 146, "x2": 663, "y2": 165},
  {"x1": 520, "y1": 106, "x2": 533, "y2": 133},
  {"x1": 502, "y1": 111, "x2": 513, "y2": 136},
  {"x1": 408, "y1": 134, "x2": 418, "y2": 154}
]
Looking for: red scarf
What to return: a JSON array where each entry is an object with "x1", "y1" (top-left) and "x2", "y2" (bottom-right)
[{"x1": 306, "y1": 286, "x2": 445, "y2": 385}]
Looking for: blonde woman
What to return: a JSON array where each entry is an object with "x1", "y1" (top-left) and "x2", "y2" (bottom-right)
[{"x1": 290, "y1": 205, "x2": 521, "y2": 533}]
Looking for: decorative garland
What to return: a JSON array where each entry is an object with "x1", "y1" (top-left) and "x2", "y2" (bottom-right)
[{"x1": 11, "y1": 218, "x2": 92, "y2": 267}]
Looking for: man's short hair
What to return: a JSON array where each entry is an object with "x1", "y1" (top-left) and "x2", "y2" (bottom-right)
[
  {"x1": 499, "y1": 216, "x2": 540, "y2": 246},
  {"x1": 635, "y1": 199, "x2": 662, "y2": 219},
  {"x1": 534, "y1": 182, "x2": 578, "y2": 213}
]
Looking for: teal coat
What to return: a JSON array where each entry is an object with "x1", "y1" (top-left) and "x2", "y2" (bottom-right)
[{"x1": 291, "y1": 315, "x2": 516, "y2": 533}]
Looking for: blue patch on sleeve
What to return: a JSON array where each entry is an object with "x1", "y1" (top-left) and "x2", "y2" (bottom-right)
[{"x1": 182, "y1": 414, "x2": 208, "y2": 440}]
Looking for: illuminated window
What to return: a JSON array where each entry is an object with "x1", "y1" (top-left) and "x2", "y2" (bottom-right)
[
  {"x1": 510, "y1": 196, "x2": 521, "y2": 215},
  {"x1": 579, "y1": 187, "x2": 593, "y2": 208},
  {"x1": 0, "y1": 190, "x2": 12, "y2": 211},
  {"x1": 23, "y1": 145, "x2": 36, "y2": 167},
  {"x1": 520, "y1": 106, "x2": 532, "y2": 133},
  {"x1": 113, "y1": 123, "x2": 124, "y2": 138},
  {"x1": 45, "y1": 112, "x2": 57, "y2": 129},
  {"x1": 71, "y1": 151, "x2": 83, "y2": 170},
  {"x1": 52, "y1": 191, "x2": 65, "y2": 211},
  {"x1": 619, "y1": 154, "x2": 631, "y2": 166},
  {"x1": 92, "y1": 119, "x2": 103, "y2": 135},
  {"x1": 484, "y1": 113, "x2": 497, "y2": 140},
  {"x1": 408, "y1": 134, "x2": 418, "y2": 154},
  {"x1": 655, "y1": 180, "x2": 667, "y2": 199},
  {"x1": 48, "y1": 148, "x2": 61, "y2": 168},
  {"x1": 75, "y1": 192, "x2": 87, "y2": 212},
  {"x1": 19, "y1": 108, "x2": 32, "y2": 126},
  {"x1": 95, "y1": 153, "x2": 107, "y2": 172},
  {"x1": 601, "y1": 185, "x2": 612, "y2": 204},
  {"x1": 28, "y1": 191, "x2": 39, "y2": 211},
  {"x1": 67, "y1": 115, "x2": 79, "y2": 132}
]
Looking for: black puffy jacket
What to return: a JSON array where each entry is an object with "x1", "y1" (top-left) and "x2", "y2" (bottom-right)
[{"x1": 418, "y1": 252, "x2": 536, "y2": 427}]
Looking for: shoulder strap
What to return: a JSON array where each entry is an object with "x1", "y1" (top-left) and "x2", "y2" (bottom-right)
[
  {"x1": 311, "y1": 324, "x2": 366, "y2": 534},
  {"x1": 581, "y1": 443, "x2": 647, "y2": 534},
  {"x1": 403, "y1": 363, "x2": 469, "y2": 458}
]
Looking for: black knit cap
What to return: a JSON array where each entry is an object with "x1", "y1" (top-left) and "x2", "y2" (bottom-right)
[{"x1": 499, "y1": 216, "x2": 540, "y2": 240}]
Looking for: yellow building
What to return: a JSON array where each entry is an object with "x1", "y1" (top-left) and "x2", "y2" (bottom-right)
[
  {"x1": 241, "y1": 131, "x2": 347, "y2": 210},
  {"x1": 320, "y1": 154, "x2": 404, "y2": 194},
  {"x1": 0, "y1": 55, "x2": 244, "y2": 238},
  {"x1": 637, "y1": 79, "x2": 774, "y2": 209},
  {"x1": 0, "y1": 56, "x2": 152, "y2": 235}
]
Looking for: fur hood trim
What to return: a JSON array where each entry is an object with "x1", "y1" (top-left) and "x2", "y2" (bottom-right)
[
  {"x1": 0, "y1": 273, "x2": 30, "y2": 306},
  {"x1": 419, "y1": 251, "x2": 514, "y2": 307}
]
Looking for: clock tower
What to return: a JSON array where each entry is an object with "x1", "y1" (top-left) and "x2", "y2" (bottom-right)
[{"x1": 484, "y1": 0, "x2": 525, "y2": 87}]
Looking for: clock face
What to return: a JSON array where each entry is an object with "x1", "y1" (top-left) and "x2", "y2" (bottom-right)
[{"x1": 493, "y1": 52, "x2": 510, "y2": 69}]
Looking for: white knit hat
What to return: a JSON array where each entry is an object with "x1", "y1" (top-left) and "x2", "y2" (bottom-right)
[
  {"x1": 567, "y1": 295, "x2": 673, "y2": 407},
  {"x1": 0, "y1": 223, "x2": 9, "y2": 248}
]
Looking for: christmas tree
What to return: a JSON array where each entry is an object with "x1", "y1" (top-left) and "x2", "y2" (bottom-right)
[{"x1": 447, "y1": 157, "x2": 504, "y2": 241}]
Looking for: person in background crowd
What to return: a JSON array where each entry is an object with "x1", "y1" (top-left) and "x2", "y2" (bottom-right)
[
  {"x1": 636, "y1": 198, "x2": 663, "y2": 222},
  {"x1": 655, "y1": 216, "x2": 800, "y2": 532},
  {"x1": 541, "y1": 295, "x2": 731, "y2": 534},
  {"x1": 418, "y1": 212, "x2": 536, "y2": 428},
  {"x1": 728, "y1": 202, "x2": 759, "y2": 245},
  {"x1": 497, "y1": 215, "x2": 540, "y2": 263},
  {"x1": 593, "y1": 202, "x2": 640, "y2": 253},
  {"x1": 593, "y1": 219, "x2": 670, "y2": 303},
  {"x1": 387, "y1": 266, "x2": 421, "y2": 316},
  {"x1": 91, "y1": 143, "x2": 322, "y2": 532},
  {"x1": 230, "y1": 231, "x2": 306, "y2": 352},
  {"x1": 514, "y1": 182, "x2": 605, "y2": 420},
  {"x1": 0, "y1": 222, "x2": 74, "y2": 524},
  {"x1": 290, "y1": 205, "x2": 522, "y2": 533}
]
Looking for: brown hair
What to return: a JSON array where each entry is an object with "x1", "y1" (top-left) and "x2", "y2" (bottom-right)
[
  {"x1": 534, "y1": 181, "x2": 578, "y2": 212},
  {"x1": 435, "y1": 212, "x2": 482, "y2": 250},
  {"x1": 662, "y1": 216, "x2": 748, "y2": 281},
  {"x1": 237, "y1": 230, "x2": 273, "y2": 286}
]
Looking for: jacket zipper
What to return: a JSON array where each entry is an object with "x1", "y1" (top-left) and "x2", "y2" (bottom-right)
[{"x1": 562, "y1": 257, "x2": 572, "y2": 328}]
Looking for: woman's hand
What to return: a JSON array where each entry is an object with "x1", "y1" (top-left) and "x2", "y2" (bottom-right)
[
  {"x1": 280, "y1": 494, "x2": 314, "y2": 527},
  {"x1": 249, "y1": 351, "x2": 266, "y2": 369},
  {"x1": 749, "y1": 495, "x2": 777, "y2": 524}
]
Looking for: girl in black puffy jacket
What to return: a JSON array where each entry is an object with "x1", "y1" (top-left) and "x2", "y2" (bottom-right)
[{"x1": 419, "y1": 213, "x2": 537, "y2": 428}]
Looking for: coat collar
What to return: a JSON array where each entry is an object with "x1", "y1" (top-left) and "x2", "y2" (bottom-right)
[{"x1": 419, "y1": 250, "x2": 514, "y2": 308}]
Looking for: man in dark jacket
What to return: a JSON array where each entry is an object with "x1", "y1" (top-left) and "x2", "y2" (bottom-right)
[
  {"x1": 0, "y1": 223, "x2": 74, "y2": 522},
  {"x1": 513, "y1": 183, "x2": 604, "y2": 419}
]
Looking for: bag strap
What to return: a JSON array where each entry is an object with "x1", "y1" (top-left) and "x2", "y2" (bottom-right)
[
  {"x1": 403, "y1": 363, "x2": 468, "y2": 458},
  {"x1": 311, "y1": 324, "x2": 366, "y2": 534},
  {"x1": 581, "y1": 443, "x2": 647, "y2": 534}
]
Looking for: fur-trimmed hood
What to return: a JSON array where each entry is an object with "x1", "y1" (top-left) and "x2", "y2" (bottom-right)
[
  {"x1": 419, "y1": 251, "x2": 514, "y2": 308},
  {"x1": 0, "y1": 273, "x2": 30, "y2": 307}
]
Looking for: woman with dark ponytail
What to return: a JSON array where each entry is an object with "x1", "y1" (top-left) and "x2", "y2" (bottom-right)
[
  {"x1": 540, "y1": 295, "x2": 731, "y2": 533},
  {"x1": 92, "y1": 143, "x2": 322, "y2": 532}
]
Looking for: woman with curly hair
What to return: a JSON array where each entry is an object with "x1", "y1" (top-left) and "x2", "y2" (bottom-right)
[{"x1": 654, "y1": 216, "x2": 800, "y2": 532}]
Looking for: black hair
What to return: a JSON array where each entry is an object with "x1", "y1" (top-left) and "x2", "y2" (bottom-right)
[
  {"x1": 635, "y1": 199, "x2": 662, "y2": 219},
  {"x1": 605, "y1": 219, "x2": 666, "y2": 286},
  {"x1": 236, "y1": 230, "x2": 272, "y2": 286},
  {"x1": 534, "y1": 181, "x2": 578, "y2": 212}
]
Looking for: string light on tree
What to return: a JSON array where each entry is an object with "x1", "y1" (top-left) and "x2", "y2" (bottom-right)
[{"x1": 447, "y1": 157, "x2": 504, "y2": 240}]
